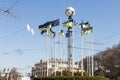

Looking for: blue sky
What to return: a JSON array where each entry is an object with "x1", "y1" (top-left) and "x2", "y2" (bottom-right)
[{"x1": 0, "y1": 0, "x2": 120, "y2": 76}]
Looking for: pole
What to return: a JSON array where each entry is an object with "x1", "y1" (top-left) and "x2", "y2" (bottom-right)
[
  {"x1": 81, "y1": 37, "x2": 84, "y2": 76},
  {"x1": 88, "y1": 34, "x2": 91, "y2": 76},
  {"x1": 72, "y1": 27, "x2": 74, "y2": 76},
  {"x1": 54, "y1": 38, "x2": 56, "y2": 76},
  {"x1": 60, "y1": 36, "x2": 62, "y2": 76},
  {"x1": 59, "y1": 29, "x2": 63, "y2": 76},
  {"x1": 91, "y1": 33, "x2": 94, "y2": 76},
  {"x1": 46, "y1": 30, "x2": 49, "y2": 76},
  {"x1": 86, "y1": 35, "x2": 89, "y2": 74},
  {"x1": 67, "y1": 26, "x2": 73, "y2": 72},
  {"x1": 66, "y1": 17, "x2": 74, "y2": 75}
]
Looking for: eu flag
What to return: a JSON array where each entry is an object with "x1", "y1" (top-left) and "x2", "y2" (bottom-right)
[{"x1": 51, "y1": 18, "x2": 60, "y2": 27}]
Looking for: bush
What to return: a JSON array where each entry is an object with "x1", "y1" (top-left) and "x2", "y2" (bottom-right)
[{"x1": 35, "y1": 76, "x2": 108, "y2": 80}]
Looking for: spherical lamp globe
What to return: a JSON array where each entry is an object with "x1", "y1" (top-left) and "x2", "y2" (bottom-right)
[{"x1": 65, "y1": 7, "x2": 75, "y2": 17}]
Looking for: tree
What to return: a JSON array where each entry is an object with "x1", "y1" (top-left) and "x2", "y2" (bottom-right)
[
  {"x1": 94, "y1": 43, "x2": 120, "y2": 79},
  {"x1": 9, "y1": 67, "x2": 20, "y2": 80}
]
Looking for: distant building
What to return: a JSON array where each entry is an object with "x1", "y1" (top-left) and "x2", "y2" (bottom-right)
[
  {"x1": 0, "y1": 71, "x2": 22, "y2": 80},
  {"x1": 31, "y1": 58, "x2": 81, "y2": 77},
  {"x1": 21, "y1": 76, "x2": 30, "y2": 80}
]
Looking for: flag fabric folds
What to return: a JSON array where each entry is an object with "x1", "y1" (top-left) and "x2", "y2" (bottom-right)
[
  {"x1": 51, "y1": 18, "x2": 60, "y2": 27},
  {"x1": 63, "y1": 19, "x2": 76, "y2": 27},
  {"x1": 59, "y1": 30, "x2": 64, "y2": 36},
  {"x1": 38, "y1": 19, "x2": 60, "y2": 37},
  {"x1": 82, "y1": 26, "x2": 93, "y2": 34},
  {"x1": 78, "y1": 21, "x2": 93, "y2": 38},
  {"x1": 49, "y1": 28, "x2": 55, "y2": 37}
]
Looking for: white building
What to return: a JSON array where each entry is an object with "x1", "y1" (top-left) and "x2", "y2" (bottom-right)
[
  {"x1": 31, "y1": 58, "x2": 81, "y2": 77},
  {"x1": 21, "y1": 77, "x2": 30, "y2": 80}
]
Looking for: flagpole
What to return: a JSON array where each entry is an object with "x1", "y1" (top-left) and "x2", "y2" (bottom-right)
[
  {"x1": 46, "y1": 30, "x2": 49, "y2": 76},
  {"x1": 91, "y1": 33, "x2": 94, "y2": 76},
  {"x1": 81, "y1": 37, "x2": 84, "y2": 76},
  {"x1": 62, "y1": 36, "x2": 64, "y2": 76},
  {"x1": 80, "y1": 21, "x2": 84, "y2": 76},
  {"x1": 86, "y1": 35, "x2": 89, "y2": 74},
  {"x1": 88, "y1": 34, "x2": 91, "y2": 76},
  {"x1": 48, "y1": 34, "x2": 51, "y2": 76},
  {"x1": 60, "y1": 36, "x2": 62, "y2": 76},
  {"x1": 54, "y1": 38, "x2": 56, "y2": 76},
  {"x1": 72, "y1": 27, "x2": 74, "y2": 76},
  {"x1": 59, "y1": 29, "x2": 63, "y2": 76}
]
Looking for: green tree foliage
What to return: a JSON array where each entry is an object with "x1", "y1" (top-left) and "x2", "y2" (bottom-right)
[
  {"x1": 35, "y1": 76, "x2": 108, "y2": 80},
  {"x1": 51, "y1": 70, "x2": 88, "y2": 76}
]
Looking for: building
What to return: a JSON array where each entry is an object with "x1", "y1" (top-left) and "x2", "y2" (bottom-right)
[
  {"x1": 0, "y1": 70, "x2": 22, "y2": 80},
  {"x1": 31, "y1": 58, "x2": 81, "y2": 77}
]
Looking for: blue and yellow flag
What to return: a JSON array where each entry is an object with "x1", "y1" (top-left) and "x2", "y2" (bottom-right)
[
  {"x1": 51, "y1": 18, "x2": 60, "y2": 27},
  {"x1": 38, "y1": 18, "x2": 60, "y2": 36},
  {"x1": 38, "y1": 22, "x2": 51, "y2": 31},
  {"x1": 38, "y1": 21, "x2": 51, "y2": 35},
  {"x1": 59, "y1": 30, "x2": 64, "y2": 36},
  {"x1": 79, "y1": 22, "x2": 90, "y2": 29},
  {"x1": 41, "y1": 30, "x2": 47, "y2": 35},
  {"x1": 63, "y1": 19, "x2": 76, "y2": 27},
  {"x1": 49, "y1": 18, "x2": 60, "y2": 37},
  {"x1": 78, "y1": 21, "x2": 93, "y2": 38},
  {"x1": 82, "y1": 27, "x2": 93, "y2": 34}
]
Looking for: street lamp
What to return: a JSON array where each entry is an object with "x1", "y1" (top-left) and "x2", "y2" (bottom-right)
[
  {"x1": 65, "y1": 7, "x2": 75, "y2": 18},
  {"x1": 64, "y1": 7, "x2": 75, "y2": 76}
]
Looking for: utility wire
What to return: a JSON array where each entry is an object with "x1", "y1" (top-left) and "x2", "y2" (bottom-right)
[
  {"x1": 0, "y1": 28, "x2": 25, "y2": 39},
  {"x1": 86, "y1": 32, "x2": 120, "y2": 45},
  {"x1": 73, "y1": 46, "x2": 101, "y2": 51},
  {"x1": 97, "y1": 32, "x2": 120, "y2": 42},
  {"x1": 9, "y1": 0, "x2": 20, "y2": 9},
  {"x1": 0, "y1": 0, "x2": 21, "y2": 19}
]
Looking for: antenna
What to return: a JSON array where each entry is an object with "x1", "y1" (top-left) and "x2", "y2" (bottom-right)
[{"x1": 0, "y1": 0, "x2": 21, "y2": 19}]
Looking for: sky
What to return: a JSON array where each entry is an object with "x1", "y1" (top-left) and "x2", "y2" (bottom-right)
[{"x1": 0, "y1": 0, "x2": 120, "y2": 76}]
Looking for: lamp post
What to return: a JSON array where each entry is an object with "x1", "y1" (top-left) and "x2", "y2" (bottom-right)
[{"x1": 65, "y1": 7, "x2": 75, "y2": 75}]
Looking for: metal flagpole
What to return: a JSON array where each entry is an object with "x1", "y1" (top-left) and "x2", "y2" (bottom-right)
[
  {"x1": 61, "y1": 36, "x2": 64, "y2": 76},
  {"x1": 54, "y1": 38, "x2": 56, "y2": 76},
  {"x1": 80, "y1": 20, "x2": 84, "y2": 76},
  {"x1": 86, "y1": 35, "x2": 89, "y2": 74},
  {"x1": 88, "y1": 32, "x2": 93, "y2": 76},
  {"x1": 91, "y1": 33, "x2": 94, "y2": 76},
  {"x1": 60, "y1": 35, "x2": 62, "y2": 76},
  {"x1": 81, "y1": 37, "x2": 84, "y2": 76},
  {"x1": 48, "y1": 34, "x2": 51, "y2": 76},
  {"x1": 72, "y1": 27, "x2": 74, "y2": 76},
  {"x1": 88, "y1": 34, "x2": 91, "y2": 76},
  {"x1": 46, "y1": 30, "x2": 48, "y2": 76},
  {"x1": 59, "y1": 29, "x2": 63, "y2": 76}
]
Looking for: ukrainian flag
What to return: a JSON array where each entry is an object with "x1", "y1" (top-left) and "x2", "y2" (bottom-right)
[
  {"x1": 63, "y1": 19, "x2": 76, "y2": 27},
  {"x1": 59, "y1": 30, "x2": 64, "y2": 36},
  {"x1": 78, "y1": 22, "x2": 90, "y2": 29},
  {"x1": 38, "y1": 22, "x2": 52, "y2": 35},
  {"x1": 38, "y1": 18, "x2": 60, "y2": 35},
  {"x1": 82, "y1": 26, "x2": 93, "y2": 34}
]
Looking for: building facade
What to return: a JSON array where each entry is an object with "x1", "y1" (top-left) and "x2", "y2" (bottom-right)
[{"x1": 31, "y1": 58, "x2": 81, "y2": 77}]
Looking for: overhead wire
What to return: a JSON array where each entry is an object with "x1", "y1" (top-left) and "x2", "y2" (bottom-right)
[
  {"x1": 0, "y1": 48, "x2": 41, "y2": 55},
  {"x1": 86, "y1": 32, "x2": 120, "y2": 45},
  {"x1": 0, "y1": 0, "x2": 21, "y2": 19},
  {"x1": 8, "y1": 0, "x2": 20, "y2": 10},
  {"x1": 0, "y1": 28, "x2": 25, "y2": 39},
  {"x1": 97, "y1": 32, "x2": 120, "y2": 42}
]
